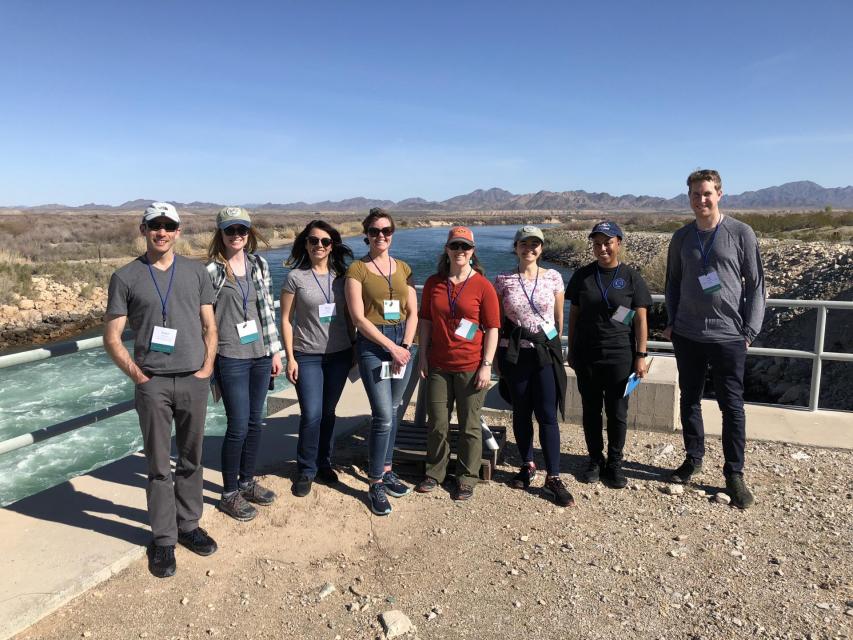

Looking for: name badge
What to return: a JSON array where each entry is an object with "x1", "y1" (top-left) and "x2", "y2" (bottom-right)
[
  {"x1": 380, "y1": 361, "x2": 406, "y2": 380},
  {"x1": 383, "y1": 299, "x2": 401, "y2": 320},
  {"x1": 319, "y1": 303, "x2": 336, "y2": 324},
  {"x1": 698, "y1": 271, "x2": 722, "y2": 294},
  {"x1": 237, "y1": 320, "x2": 259, "y2": 344},
  {"x1": 611, "y1": 305, "x2": 635, "y2": 326},
  {"x1": 540, "y1": 321, "x2": 558, "y2": 340},
  {"x1": 150, "y1": 326, "x2": 177, "y2": 353},
  {"x1": 454, "y1": 318, "x2": 479, "y2": 340}
]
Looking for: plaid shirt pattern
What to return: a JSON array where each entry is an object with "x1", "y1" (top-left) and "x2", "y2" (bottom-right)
[{"x1": 206, "y1": 254, "x2": 282, "y2": 356}]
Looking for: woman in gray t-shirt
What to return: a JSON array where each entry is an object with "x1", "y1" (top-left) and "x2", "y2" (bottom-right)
[{"x1": 280, "y1": 220, "x2": 355, "y2": 498}]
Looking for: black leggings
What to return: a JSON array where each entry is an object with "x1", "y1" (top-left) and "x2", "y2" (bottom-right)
[{"x1": 574, "y1": 358, "x2": 632, "y2": 464}]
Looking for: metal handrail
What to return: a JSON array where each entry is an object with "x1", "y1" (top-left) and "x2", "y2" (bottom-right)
[{"x1": 0, "y1": 292, "x2": 851, "y2": 457}]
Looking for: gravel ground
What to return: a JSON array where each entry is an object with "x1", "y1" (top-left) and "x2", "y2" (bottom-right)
[{"x1": 17, "y1": 423, "x2": 853, "y2": 640}]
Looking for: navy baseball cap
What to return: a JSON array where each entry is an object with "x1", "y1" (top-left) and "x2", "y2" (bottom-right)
[{"x1": 588, "y1": 221, "x2": 623, "y2": 239}]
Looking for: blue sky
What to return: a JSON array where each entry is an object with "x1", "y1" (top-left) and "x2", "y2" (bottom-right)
[{"x1": 1, "y1": 1, "x2": 851, "y2": 205}]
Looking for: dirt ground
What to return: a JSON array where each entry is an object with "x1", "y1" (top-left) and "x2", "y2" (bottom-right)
[{"x1": 16, "y1": 423, "x2": 853, "y2": 640}]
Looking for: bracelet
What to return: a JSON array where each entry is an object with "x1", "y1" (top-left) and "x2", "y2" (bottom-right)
[
  {"x1": 481, "y1": 359, "x2": 492, "y2": 367},
  {"x1": 635, "y1": 351, "x2": 648, "y2": 358}
]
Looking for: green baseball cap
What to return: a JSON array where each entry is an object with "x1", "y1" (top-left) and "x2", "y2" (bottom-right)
[{"x1": 217, "y1": 206, "x2": 252, "y2": 229}]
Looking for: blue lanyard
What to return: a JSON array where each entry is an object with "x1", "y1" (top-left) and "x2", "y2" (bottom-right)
[
  {"x1": 517, "y1": 266, "x2": 543, "y2": 319},
  {"x1": 233, "y1": 255, "x2": 252, "y2": 322},
  {"x1": 594, "y1": 263, "x2": 621, "y2": 310},
  {"x1": 369, "y1": 254, "x2": 394, "y2": 297},
  {"x1": 311, "y1": 268, "x2": 333, "y2": 304},
  {"x1": 147, "y1": 257, "x2": 176, "y2": 326},
  {"x1": 694, "y1": 219, "x2": 722, "y2": 271},
  {"x1": 446, "y1": 268, "x2": 473, "y2": 319}
]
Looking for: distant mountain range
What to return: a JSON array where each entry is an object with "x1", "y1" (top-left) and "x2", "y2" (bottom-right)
[{"x1": 7, "y1": 181, "x2": 853, "y2": 213}]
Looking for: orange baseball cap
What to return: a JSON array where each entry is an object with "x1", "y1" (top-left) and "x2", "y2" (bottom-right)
[{"x1": 446, "y1": 226, "x2": 475, "y2": 247}]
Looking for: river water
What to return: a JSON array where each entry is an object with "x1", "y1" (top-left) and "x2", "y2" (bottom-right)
[{"x1": 0, "y1": 225, "x2": 573, "y2": 506}]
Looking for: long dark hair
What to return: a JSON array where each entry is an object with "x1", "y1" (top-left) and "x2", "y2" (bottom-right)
[
  {"x1": 436, "y1": 250, "x2": 485, "y2": 278},
  {"x1": 286, "y1": 219, "x2": 353, "y2": 276}
]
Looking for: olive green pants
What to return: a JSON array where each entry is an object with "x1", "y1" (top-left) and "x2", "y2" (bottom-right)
[{"x1": 426, "y1": 369, "x2": 485, "y2": 489}]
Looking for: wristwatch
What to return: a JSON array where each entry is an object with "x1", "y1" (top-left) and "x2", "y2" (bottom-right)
[
  {"x1": 482, "y1": 359, "x2": 493, "y2": 366},
  {"x1": 401, "y1": 343, "x2": 411, "y2": 350},
  {"x1": 635, "y1": 351, "x2": 648, "y2": 358}
]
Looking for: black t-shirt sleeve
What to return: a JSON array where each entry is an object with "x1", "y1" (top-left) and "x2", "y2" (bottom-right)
[{"x1": 565, "y1": 270, "x2": 582, "y2": 305}]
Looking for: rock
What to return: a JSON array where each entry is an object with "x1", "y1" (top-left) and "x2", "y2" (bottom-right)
[
  {"x1": 425, "y1": 611, "x2": 437, "y2": 621},
  {"x1": 714, "y1": 492, "x2": 732, "y2": 505},
  {"x1": 815, "y1": 602, "x2": 831, "y2": 610},
  {"x1": 845, "y1": 609, "x2": 853, "y2": 617},
  {"x1": 206, "y1": 569, "x2": 214, "y2": 576},
  {"x1": 319, "y1": 583, "x2": 336, "y2": 600},
  {"x1": 790, "y1": 451, "x2": 810, "y2": 461},
  {"x1": 520, "y1": 535, "x2": 530, "y2": 542},
  {"x1": 380, "y1": 610, "x2": 413, "y2": 638},
  {"x1": 653, "y1": 443, "x2": 675, "y2": 458},
  {"x1": 17, "y1": 298, "x2": 34, "y2": 310},
  {"x1": 513, "y1": 600, "x2": 522, "y2": 608},
  {"x1": 181, "y1": 597, "x2": 189, "y2": 605},
  {"x1": 665, "y1": 484, "x2": 684, "y2": 496}
]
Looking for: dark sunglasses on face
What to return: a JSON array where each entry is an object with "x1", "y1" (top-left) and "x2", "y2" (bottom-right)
[
  {"x1": 146, "y1": 221, "x2": 179, "y2": 232},
  {"x1": 307, "y1": 236, "x2": 332, "y2": 247},
  {"x1": 447, "y1": 242, "x2": 472, "y2": 251},
  {"x1": 223, "y1": 225, "x2": 250, "y2": 237},
  {"x1": 367, "y1": 226, "x2": 393, "y2": 238}
]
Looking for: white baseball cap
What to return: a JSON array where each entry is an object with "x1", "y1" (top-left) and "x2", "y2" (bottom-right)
[{"x1": 142, "y1": 202, "x2": 180, "y2": 225}]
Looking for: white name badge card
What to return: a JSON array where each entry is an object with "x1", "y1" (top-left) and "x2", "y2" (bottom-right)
[
  {"x1": 611, "y1": 305, "x2": 636, "y2": 326},
  {"x1": 319, "y1": 303, "x2": 336, "y2": 324},
  {"x1": 380, "y1": 361, "x2": 406, "y2": 380},
  {"x1": 454, "y1": 318, "x2": 479, "y2": 340},
  {"x1": 383, "y1": 299, "x2": 401, "y2": 320},
  {"x1": 698, "y1": 271, "x2": 722, "y2": 294},
  {"x1": 540, "y1": 322, "x2": 558, "y2": 340},
  {"x1": 150, "y1": 326, "x2": 178, "y2": 353},
  {"x1": 237, "y1": 320, "x2": 259, "y2": 344}
]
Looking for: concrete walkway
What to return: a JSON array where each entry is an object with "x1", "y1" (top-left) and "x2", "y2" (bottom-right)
[{"x1": 2, "y1": 374, "x2": 851, "y2": 640}]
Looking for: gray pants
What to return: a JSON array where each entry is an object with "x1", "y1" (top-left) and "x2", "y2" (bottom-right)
[{"x1": 135, "y1": 373, "x2": 209, "y2": 546}]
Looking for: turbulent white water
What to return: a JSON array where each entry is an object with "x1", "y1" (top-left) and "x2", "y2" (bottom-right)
[{"x1": 0, "y1": 225, "x2": 571, "y2": 506}]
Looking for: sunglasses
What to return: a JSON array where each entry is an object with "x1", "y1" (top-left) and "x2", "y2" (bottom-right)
[
  {"x1": 307, "y1": 236, "x2": 332, "y2": 247},
  {"x1": 223, "y1": 225, "x2": 250, "y2": 237},
  {"x1": 367, "y1": 226, "x2": 393, "y2": 238},
  {"x1": 146, "y1": 221, "x2": 179, "y2": 232},
  {"x1": 447, "y1": 242, "x2": 473, "y2": 251}
]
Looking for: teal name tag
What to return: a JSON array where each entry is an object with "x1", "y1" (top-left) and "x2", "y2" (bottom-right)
[
  {"x1": 150, "y1": 326, "x2": 177, "y2": 353},
  {"x1": 455, "y1": 318, "x2": 479, "y2": 340},
  {"x1": 611, "y1": 305, "x2": 635, "y2": 326},
  {"x1": 383, "y1": 299, "x2": 401, "y2": 321},
  {"x1": 237, "y1": 320, "x2": 259, "y2": 345},
  {"x1": 540, "y1": 322, "x2": 558, "y2": 340},
  {"x1": 699, "y1": 271, "x2": 722, "y2": 294}
]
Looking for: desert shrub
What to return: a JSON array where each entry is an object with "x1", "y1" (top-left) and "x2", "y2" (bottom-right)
[
  {"x1": 0, "y1": 262, "x2": 34, "y2": 304},
  {"x1": 637, "y1": 248, "x2": 668, "y2": 294}
]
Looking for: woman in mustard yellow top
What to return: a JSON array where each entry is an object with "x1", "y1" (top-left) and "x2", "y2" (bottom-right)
[{"x1": 345, "y1": 208, "x2": 418, "y2": 516}]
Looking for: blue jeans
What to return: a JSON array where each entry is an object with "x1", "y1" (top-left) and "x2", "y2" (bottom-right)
[
  {"x1": 215, "y1": 354, "x2": 273, "y2": 493},
  {"x1": 294, "y1": 348, "x2": 353, "y2": 478},
  {"x1": 357, "y1": 324, "x2": 415, "y2": 480}
]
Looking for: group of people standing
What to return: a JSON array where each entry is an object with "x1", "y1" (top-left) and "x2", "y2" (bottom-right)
[{"x1": 104, "y1": 168, "x2": 765, "y2": 578}]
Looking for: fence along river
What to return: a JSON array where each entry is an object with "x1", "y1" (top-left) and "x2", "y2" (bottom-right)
[{"x1": 0, "y1": 225, "x2": 572, "y2": 506}]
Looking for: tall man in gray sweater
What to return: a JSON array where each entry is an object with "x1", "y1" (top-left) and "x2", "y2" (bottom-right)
[{"x1": 663, "y1": 169, "x2": 765, "y2": 509}]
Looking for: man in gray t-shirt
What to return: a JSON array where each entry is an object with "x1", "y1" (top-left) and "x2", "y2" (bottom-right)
[
  {"x1": 663, "y1": 170, "x2": 765, "y2": 510},
  {"x1": 104, "y1": 202, "x2": 219, "y2": 577}
]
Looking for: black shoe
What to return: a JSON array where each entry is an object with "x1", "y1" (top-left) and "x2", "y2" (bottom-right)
[
  {"x1": 725, "y1": 473, "x2": 755, "y2": 509},
  {"x1": 148, "y1": 544, "x2": 176, "y2": 578},
  {"x1": 177, "y1": 527, "x2": 218, "y2": 556},
  {"x1": 580, "y1": 457, "x2": 604, "y2": 484},
  {"x1": 292, "y1": 474, "x2": 313, "y2": 498},
  {"x1": 509, "y1": 464, "x2": 536, "y2": 489},
  {"x1": 454, "y1": 484, "x2": 474, "y2": 501},
  {"x1": 382, "y1": 470, "x2": 412, "y2": 498},
  {"x1": 240, "y1": 479, "x2": 276, "y2": 505},
  {"x1": 368, "y1": 482, "x2": 392, "y2": 516},
  {"x1": 669, "y1": 457, "x2": 703, "y2": 484},
  {"x1": 602, "y1": 463, "x2": 628, "y2": 489},
  {"x1": 415, "y1": 477, "x2": 438, "y2": 493},
  {"x1": 543, "y1": 476, "x2": 575, "y2": 507},
  {"x1": 316, "y1": 467, "x2": 339, "y2": 485},
  {"x1": 217, "y1": 490, "x2": 258, "y2": 522}
]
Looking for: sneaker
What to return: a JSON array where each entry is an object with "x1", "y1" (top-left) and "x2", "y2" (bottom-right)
[
  {"x1": 580, "y1": 457, "x2": 604, "y2": 484},
  {"x1": 240, "y1": 479, "x2": 276, "y2": 505},
  {"x1": 543, "y1": 475, "x2": 575, "y2": 507},
  {"x1": 316, "y1": 467, "x2": 339, "y2": 485},
  {"x1": 368, "y1": 482, "x2": 392, "y2": 516},
  {"x1": 454, "y1": 483, "x2": 474, "y2": 501},
  {"x1": 177, "y1": 527, "x2": 218, "y2": 557},
  {"x1": 509, "y1": 464, "x2": 536, "y2": 489},
  {"x1": 415, "y1": 477, "x2": 438, "y2": 493},
  {"x1": 382, "y1": 470, "x2": 412, "y2": 498},
  {"x1": 602, "y1": 463, "x2": 628, "y2": 489},
  {"x1": 670, "y1": 457, "x2": 703, "y2": 484},
  {"x1": 292, "y1": 474, "x2": 313, "y2": 497},
  {"x1": 148, "y1": 543, "x2": 176, "y2": 578},
  {"x1": 217, "y1": 490, "x2": 258, "y2": 522},
  {"x1": 725, "y1": 473, "x2": 755, "y2": 509}
]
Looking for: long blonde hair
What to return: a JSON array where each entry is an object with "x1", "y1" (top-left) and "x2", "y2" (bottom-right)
[{"x1": 206, "y1": 227, "x2": 269, "y2": 281}]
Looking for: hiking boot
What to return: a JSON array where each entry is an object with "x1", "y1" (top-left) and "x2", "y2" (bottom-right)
[
  {"x1": 454, "y1": 483, "x2": 474, "y2": 501},
  {"x1": 240, "y1": 479, "x2": 276, "y2": 505},
  {"x1": 368, "y1": 482, "x2": 392, "y2": 516},
  {"x1": 148, "y1": 543, "x2": 176, "y2": 578},
  {"x1": 669, "y1": 457, "x2": 703, "y2": 484},
  {"x1": 580, "y1": 457, "x2": 604, "y2": 484},
  {"x1": 415, "y1": 477, "x2": 438, "y2": 493},
  {"x1": 217, "y1": 490, "x2": 258, "y2": 521},
  {"x1": 292, "y1": 474, "x2": 313, "y2": 498},
  {"x1": 177, "y1": 527, "x2": 218, "y2": 556},
  {"x1": 382, "y1": 470, "x2": 412, "y2": 498},
  {"x1": 725, "y1": 473, "x2": 755, "y2": 509},
  {"x1": 316, "y1": 467, "x2": 340, "y2": 485},
  {"x1": 543, "y1": 475, "x2": 575, "y2": 507},
  {"x1": 509, "y1": 464, "x2": 536, "y2": 489},
  {"x1": 602, "y1": 462, "x2": 628, "y2": 489}
]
